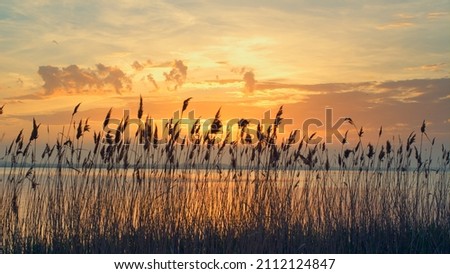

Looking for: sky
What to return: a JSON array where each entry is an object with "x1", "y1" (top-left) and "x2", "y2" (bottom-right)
[{"x1": 0, "y1": 0, "x2": 449, "y2": 147}]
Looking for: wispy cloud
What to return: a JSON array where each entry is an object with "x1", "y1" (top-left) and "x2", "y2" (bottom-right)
[
  {"x1": 395, "y1": 13, "x2": 418, "y2": 20},
  {"x1": 427, "y1": 12, "x2": 449, "y2": 20},
  {"x1": 374, "y1": 9, "x2": 448, "y2": 31},
  {"x1": 130, "y1": 60, "x2": 173, "y2": 72},
  {"x1": 406, "y1": 63, "x2": 447, "y2": 72},
  {"x1": 376, "y1": 22, "x2": 415, "y2": 30}
]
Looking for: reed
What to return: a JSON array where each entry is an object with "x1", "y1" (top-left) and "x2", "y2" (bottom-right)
[{"x1": 0, "y1": 98, "x2": 449, "y2": 253}]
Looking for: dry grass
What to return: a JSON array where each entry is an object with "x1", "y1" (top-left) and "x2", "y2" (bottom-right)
[{"x1": 0, "y1": 98, "x2": 449, "y2": 253}]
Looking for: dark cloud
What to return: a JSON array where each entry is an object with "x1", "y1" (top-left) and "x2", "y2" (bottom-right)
[
  {"x1": 375, "y1": 78, "x2": 450, "y2": 103},
  {"x1": 38, "y1": 64, "x2": 132, "y2": 95},
  {"x1": 278, "y1": 78, "x2": 450, "y2": 144},
  {"x1": 257, "y1": 78, "x2": 450, "y2": 108},
  {"x1": 163, "y1": 60, "x2": 188, "y2": 90}
]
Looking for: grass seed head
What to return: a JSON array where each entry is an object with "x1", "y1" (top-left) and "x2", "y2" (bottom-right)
[
  {"x1": 30, "y1": 118, "x2": 40, "y2": 142},
  {"x1": 72, "y1": 102, "x2": 81, "y2": 117}
]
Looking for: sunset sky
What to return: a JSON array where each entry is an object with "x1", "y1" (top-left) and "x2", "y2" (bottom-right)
[{"x1": 1, "y1": 0, "x2": 449, "y2": 147}]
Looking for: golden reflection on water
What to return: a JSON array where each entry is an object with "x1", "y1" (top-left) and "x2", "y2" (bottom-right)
[{"x1": 1, "y1": 166, "x2": 448, "y2": 244}]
